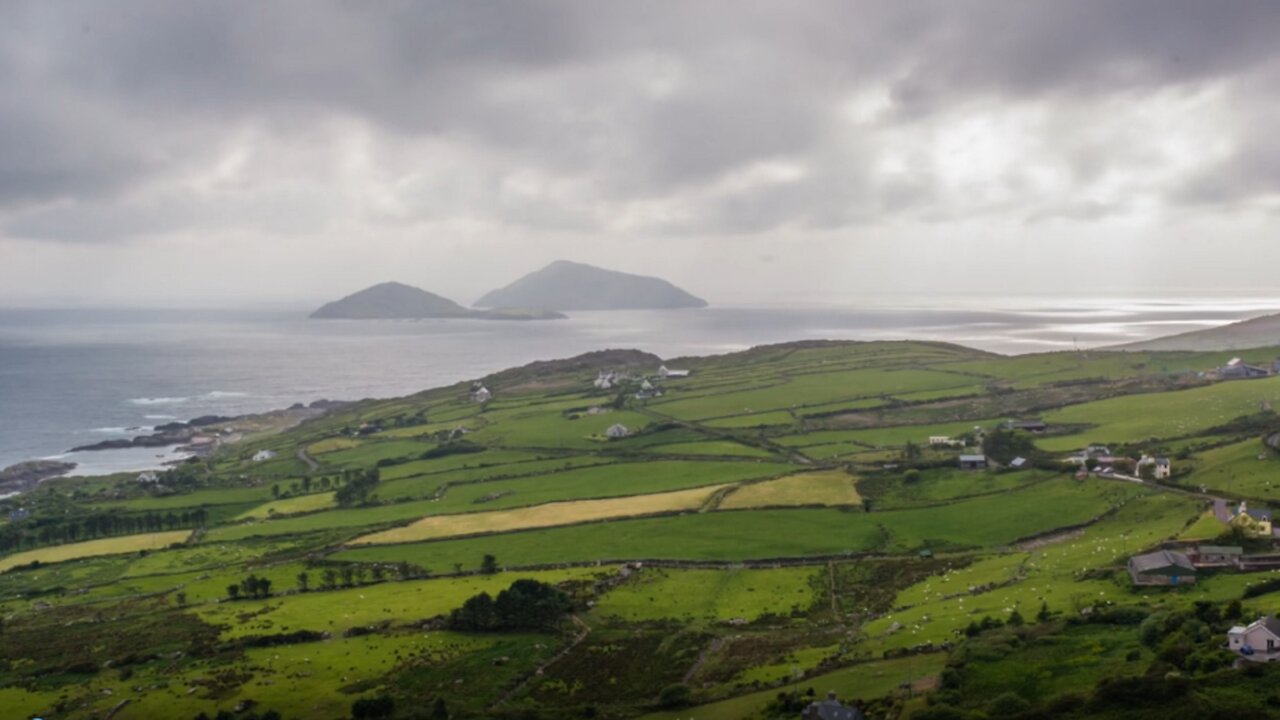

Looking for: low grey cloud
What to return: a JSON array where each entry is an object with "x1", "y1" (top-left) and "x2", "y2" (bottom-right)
[{"x1": 1, "y1": 1, "x2": 1279, "y2": 304}]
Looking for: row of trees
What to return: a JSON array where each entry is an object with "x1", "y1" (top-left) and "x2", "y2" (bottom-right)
[
  {"x1": 226, "y1": 574, "x2": 273, "y2": 600},
  {"x1": 0, "y1": 508, "x2": 208, "y2": 555}
]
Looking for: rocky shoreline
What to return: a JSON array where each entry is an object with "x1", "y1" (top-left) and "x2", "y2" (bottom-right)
[{"x1": 0, "y1": 459, "x2": 78, "y2": 497}]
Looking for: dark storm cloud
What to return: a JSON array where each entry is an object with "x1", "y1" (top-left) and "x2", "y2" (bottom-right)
[{"x1": 2, "y1": 0, "x2": 1280, "y2": 240}]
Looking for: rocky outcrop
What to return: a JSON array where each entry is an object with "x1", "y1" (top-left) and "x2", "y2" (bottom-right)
[{"x1": 0, "y1": 459, "x2": 77, "y2": 495}]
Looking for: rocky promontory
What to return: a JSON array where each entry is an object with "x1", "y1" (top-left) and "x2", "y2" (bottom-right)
[{"x1": 0, "y1": 459, "x2": 77, "y2": 495}]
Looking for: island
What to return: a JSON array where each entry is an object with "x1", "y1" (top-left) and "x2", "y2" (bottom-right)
[
  {"x1": 474, "y1": 260, "x2": 708, "y2": 311},
  {"x1": 310, "y1": 281, "x2": 564, "y2": 320}
]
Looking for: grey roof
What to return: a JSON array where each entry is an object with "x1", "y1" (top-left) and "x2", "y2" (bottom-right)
[
  {"x1": 1247, "y1": 508, "x2": 1273, "y2": 522},
  {"x1": 1197, "y1": 545, "x2": 1243, "y2": 555},
  {"x1": 806, "y1": 698, "x2": 866, "y2": 720},
  {"x1": 1260, "y1": 616, "x2": 1280, "y2": 637},
  {"x1": 1129, "y1": 549, "x2": 1195, "y2": 574},
  {"x1": 959, "y1": 454, "x2": 987, "y2": 462}
]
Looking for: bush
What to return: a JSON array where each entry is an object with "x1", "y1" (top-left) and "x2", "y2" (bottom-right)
[
  {"x1": 352, "y1": 695, "x2": 395, "y2": 719},
  {"x1": 988, "y1": 692, "x2": 1031, "y2": 717},
  {"x1": 658, "y1": 683, "x2": 692, "y2": 708}
]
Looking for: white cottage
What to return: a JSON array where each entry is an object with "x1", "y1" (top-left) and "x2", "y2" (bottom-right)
[
  {"x1": 1229, "y1": 617, "x2": 1280, "y2": 661},
  {"x1": 252, "y1": 450, "x2": 276, "y2": 462},
  {"x1": 605, "y1": 424, "x2": 631, "y2": 439}
]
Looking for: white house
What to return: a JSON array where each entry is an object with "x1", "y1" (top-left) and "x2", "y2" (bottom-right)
[
  {"x1": 640, "y1": 378, "x2": 655, "y2": 391},
  {"x1": 657, "y1": 365, "x2": 690, "y2": 379},
  {"x1": 928, "y1": 436, "x2": 964, "y2": 447},
  {"x1": 605, "y1": 424, "x2": 630, "y2": 439},
  {"x1": 472, "y1": 386, "x2": 492, "y2": 403},
  {"x1": 136, "y1": 471, "x2": 161, "y2": 484},
  {"x1": 1137, "y1": 456, "x2": 1172, "y2": 480},
  {"x1": 593, "y1": 371, "x2": 617, "y2": 390},
  {"x1": 1228, "y1": 617, "x2": 1280, "y2": 661},
  {"x1": 252, "y1": 450, "x2": 276, "y2": 462}
]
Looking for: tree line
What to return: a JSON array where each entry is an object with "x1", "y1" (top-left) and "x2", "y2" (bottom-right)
[{"x1": 0, "y1": 508, "x2": 208, "y2": 555}]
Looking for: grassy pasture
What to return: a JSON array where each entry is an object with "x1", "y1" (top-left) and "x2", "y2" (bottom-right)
[
  {"x1": 718, "y1": 470, "x2": 861, "y2": 509},
  {"x1": 375, "y1": 456, "x2": 620, "y2": 501},
  {"x1": 590, "y1": 566, "x2": 819, "y2": 622},
  {"x1": 858, "y1": 469, "x2": 1049, "y2": 510},
  {"x1": 192, "y1": 568, "x2": 602, "y2": 639},
  {"x1": 0, "y1": 531, "x2": 192, "y2": 572},
  {"x1": 637, "y1": 653, "x2": 947, "y2": 720},
  {"x1": 376, "y1": 448, "x2": 542, "y2": 481},
  {"x1": 652, "y1": 368, "x2": 974, "y2": 421},
  {"x1": 651, "y1": 440, "x2": 776, "y2": 457},
  {"x1": 351, "y1": 484, "x2": 728, "y2": 544},
  {"x1": 1038, "y1": 376, "x2": 1280, "y2": 451},
  {"x1": 1182, "y1": 437, "x2": 1280, "y2": 498},
  {"x1": 335, "y1": 479, "x2": 1138, "y2": 569},
  {"x1": 235, "y1": 491, "x2": 336, "y2": 520},
  {"x1": 465, "y1": 409, "x2": 654, "y2": 448},
  {"x1": 703, "y1": 411, "x2": 797, "y2": 428}
]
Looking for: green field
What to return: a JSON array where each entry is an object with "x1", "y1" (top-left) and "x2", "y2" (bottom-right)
[{"x1": 4, "y1": 339, "x2": 1276, "y2": 719}]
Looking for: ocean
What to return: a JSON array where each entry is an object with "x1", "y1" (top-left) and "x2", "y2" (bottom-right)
[{"x1": 1, "y1": 298, "x2": 1275, "y2": 475}]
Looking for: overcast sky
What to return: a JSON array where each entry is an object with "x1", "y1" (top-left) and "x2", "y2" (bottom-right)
[{"x1": 2, "y1": 1, "x2": 1279, "y2": 308}]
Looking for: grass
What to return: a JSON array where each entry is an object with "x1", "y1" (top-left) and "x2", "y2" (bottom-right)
[
  {"x1": 858, "y1": 469, "x2": 1049, "y2": 510},
  {"x1": 719, "y1": 470, "x2": 862, "y2": 509},
  {"x1": 334, "y1": 479, "x2": 1139, "y2": 570},
  {"x1": 636, "y1": 653, "x2": 947, "y2": 720},
  {"x1": 1038, "y1": 376, "x2": 1280, "y2": 451},
  {"x1": 192, "y1": 568, "x2": 603, "y2": 639},
  {"x1": 589, "y1": 566, "x2": 819, "y2": 622},
  {"x1": 350, "y1": 484, "x2": 729, "y2": 544},
  {"x1": 235, "y1": 491, "x2": 336, "y2": 520},
  {"x1": 1181, "y1": 437, "x2": 1280, "y2": 498},
  {"x1": 0, "y1": 531, "x2": 192, "y2": 572},
  {"x1": 652, "y1": 440, "x2": 777, "y2": 457}
]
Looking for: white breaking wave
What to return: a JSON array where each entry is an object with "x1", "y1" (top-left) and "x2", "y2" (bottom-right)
[
  {"x1": 205, "y1": 391, "x2": 250, "y2": 398},
  {"x1": 128, "y1": 396, "x2": 190, "y2": 405},
  {"x1": 144, "y1": 414, "x2": 178, "y2": 420}
]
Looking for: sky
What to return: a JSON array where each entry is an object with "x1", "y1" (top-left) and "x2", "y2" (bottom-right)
[{"x1": 1, "y1": 0, "x2": 1279, "y2": 308}]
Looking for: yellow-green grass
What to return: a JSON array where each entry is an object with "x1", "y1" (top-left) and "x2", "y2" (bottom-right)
[
  {"x1": 0, "y1": 687, "x2": 48, "y2": 719},
  {"x1": 1182, "y1": 437, "x2": 1280, "y2": 498},
  {"x1": 719, "y1": 470, "x2": 861, "y2": 509},
  {"x1": 1177, "y1": 509, "x2": 1230, "y2": 541},
  {"x1": 860, "y1": 492, "x2": 1200, "y2": 654},
  {"x1": 637, "y1": 653, "x2": 947, "y2": 720},
  {"x1": 350, "y1": 484, "x2": 730, "y2": 544},
  {"x1": 590, "y1": 566, "x2": 818, "y2": 622},
  {"x1": 305, "y1": 436, "x2": 361, "y2": 454},
  {"x1": 192, "y1": 568, "x2": 603, "y2": 639},
  {"x1": 336, "y1": 479, "x2": 1144, "y2": 570},
  {"x1": 1039, "y1": 376, "x2": 1280, "y2": 452},
  {"x1": 652, "y1": 368, "x2": 972, "y2": 421},
  {"x1": 235, "y1": 491, "x2": 336, "y2": 520},
  {"x1": 652, "y1": 440, "x2": 775, "y2": 457},
  {"x1": 0, "y1": 530, "x2": 192, "y2": 572},
  {"x1": 730, "y1": 643, "x2": 841, "y2": 686}
]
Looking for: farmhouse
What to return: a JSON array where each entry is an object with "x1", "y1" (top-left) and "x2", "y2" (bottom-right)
[
  {"x1": 251, "y1": 450, "x2": 276, "y2": 462},
  {"x1": 657, "y1": 365, "x2": 690, "y2": 378},
  {"x1": 958, "y1": 454, "x2": 988, "y2": 470},
  {"x1": 929, "y1": 436, "x2": 964, "y2": 447},
  {"x1": 136, "y1": 471, "x2": 160, "y2": 484},
  {"x1": 1137, "y1": 456, "x2": 1172, "y2": 480},
  {"x1": 802, "y1": 692, "x2": 865, "y2": 720},
  {"x1": 472, "y1": 385, "x2": 492, "y2": 403},
  {"x1": 1228, "y1": 617, "x2": 1280, "y2": 661},
  {"x1": 1219, "y1": 357, "x2": 1270, "y2": 380},
  {"x1": 1231, "y1": 501, "x2": 1274, "y2": 538},
  {"x1": 1189, "y1": 545, "x2": 1243, "y2": 568},
  {"x1": 593, "y1": 371, "x2": 617, "y2": 390},
  {"x1": 605, "y1": 424, "x2": 631, "y2": 439},
  {"x1": 1127, "y1": 549, "x2": 1196, "y2": 586}
]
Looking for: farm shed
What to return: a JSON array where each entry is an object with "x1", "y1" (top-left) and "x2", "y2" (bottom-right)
[{"x1": 1127, "y1": 549, "x2": 1196, "y2": 586}]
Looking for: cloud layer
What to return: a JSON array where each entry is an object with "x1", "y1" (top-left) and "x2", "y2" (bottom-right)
[{"x1": 2, "y1": 1, "x2": 1279, "y2": 304}]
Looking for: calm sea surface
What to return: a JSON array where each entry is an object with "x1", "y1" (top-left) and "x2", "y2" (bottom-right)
[{"x1": 1, "y1": 299, "x2": 1276, "y2": 474}]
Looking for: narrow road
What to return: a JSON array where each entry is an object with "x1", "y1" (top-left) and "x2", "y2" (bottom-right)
[{"x1": 296, "y1": 447, "x2": 319, "y2": 472}]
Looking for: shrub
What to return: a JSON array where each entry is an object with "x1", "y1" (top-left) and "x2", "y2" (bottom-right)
[
  {"x1": 988, "y1": 692, "x2": 1031, "y2": 717},
  {"x1": 658, "y1": 683, "x2": 692, "y2": 708}
]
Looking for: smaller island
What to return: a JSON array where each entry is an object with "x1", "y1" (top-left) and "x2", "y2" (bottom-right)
[{"x1": 310, "y1": 282, "x2": 564, "y2": 321}]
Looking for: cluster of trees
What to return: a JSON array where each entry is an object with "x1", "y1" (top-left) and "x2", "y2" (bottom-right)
[
  {"x1": 447, "y1": 579, "x2": 571, "y2": 632},
  {"x1": 226, "y1": 574, "x2": 273, "y2": 600},
  {"x1": 0, "y1": 508, "x2": 207, "y2": 554},
  {"x1": 335, "y1": 469, "x2": 380, "y2": 507},
  {"x1": 270, "y1": 474, "x2": 344, "y2": 499},
  {"x1": 981, "y1": 427, "x2": 1038, "y2": 464},
  {"x1": 300, "y1": 562, "x2": 428, "y2": 592}
]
